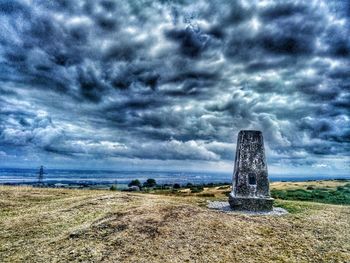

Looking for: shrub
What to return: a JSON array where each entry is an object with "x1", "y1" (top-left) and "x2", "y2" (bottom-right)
[
  {"x1": 128, "y1": 179, "x2": 141, "y2": 188},
  {"x1": 110, "y1": 185, "x2": 117, "y2": 191},
  {"x1": 198, "y1": 193, "x2": 215, "y2": 197},
  {"x1": 143, "y1": 178, "x2": 157, "y2": 188},
  {"x1": 218, "y1": 185, "x2": 230, "y2": 190},
  {"x1": 173, "y1": 183, "x2": 181, "y2": 189},
  {"x1": 190, "y1": 185, "x2": 204, "y2": 193}
]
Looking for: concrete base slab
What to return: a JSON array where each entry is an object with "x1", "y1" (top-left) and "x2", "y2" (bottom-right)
[
  {"x1": 207, "y1": 201, "x2": 287, "y2": 216},
  {"x1": 229, "y1": 193, "x2": 274, "y2": 211}
]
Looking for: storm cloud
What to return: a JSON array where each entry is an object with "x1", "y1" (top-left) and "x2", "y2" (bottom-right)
[{"x1": 0, "y1": 0, "x2": 349, "y2": 175}]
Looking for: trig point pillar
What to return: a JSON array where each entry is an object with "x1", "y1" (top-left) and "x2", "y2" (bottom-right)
[{"x1": 229, "y1": 130, "x2": 273, "y2": 211}]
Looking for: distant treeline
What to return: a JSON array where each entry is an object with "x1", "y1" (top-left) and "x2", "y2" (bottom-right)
[{"x1": 116, "y1": 178, "x2": 231, "y2": 193}]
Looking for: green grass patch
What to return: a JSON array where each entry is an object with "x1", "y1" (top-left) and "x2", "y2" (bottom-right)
[
  {"x1": 273, "y1": 200, "x2": 308, "y2": 214},
  {"x1": 271, "y1": 183, "x2": 350, "y2": 205},
  {"x1": 190, "y1": 186, "x2": 204, "y2": 193}
]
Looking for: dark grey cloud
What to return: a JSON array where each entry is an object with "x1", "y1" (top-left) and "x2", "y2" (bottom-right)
[
  {"x1": 165, "y1": 26, "x2": 210, "y2": 58},
  {"x1": 0, "y1": 0, "x2": 349, "y2": 174}
]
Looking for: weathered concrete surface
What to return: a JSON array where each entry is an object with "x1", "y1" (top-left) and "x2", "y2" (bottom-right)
[
  {"x1": 208, "y1": 201, "x2": 287, "y2": 216},
  {"x1": 229, "y1": 130, "x2": 273, "y2": 211}
]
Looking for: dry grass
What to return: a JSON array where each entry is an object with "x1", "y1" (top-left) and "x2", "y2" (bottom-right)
[
  {"x1": 1, "y1": 185, "x2": 350, "y2": 262},
  {"x1": 271, "y1": 180, "x2": 349, "y2": 190}
]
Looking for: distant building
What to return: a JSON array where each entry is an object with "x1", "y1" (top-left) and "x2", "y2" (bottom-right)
[{"x1": 229, "y1": 130, "x2": 274, "y2": 211}]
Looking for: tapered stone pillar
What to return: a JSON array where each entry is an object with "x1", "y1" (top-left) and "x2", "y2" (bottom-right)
[{"x1": 229, "y1": 130, "x2": 273, "y2": 211}]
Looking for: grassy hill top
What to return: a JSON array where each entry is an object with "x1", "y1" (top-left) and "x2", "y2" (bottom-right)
[{"x1": 1, "y1": 182, "x2": 350, "y2": 262}]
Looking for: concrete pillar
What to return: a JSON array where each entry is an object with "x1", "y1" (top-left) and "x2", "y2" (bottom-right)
[{"x1": 229, "y1": 130, "x2": 274, "y2": 211}]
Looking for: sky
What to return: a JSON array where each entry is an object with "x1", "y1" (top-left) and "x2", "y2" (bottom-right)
[{"x1": 0, "y1": 0, "x2": 349, "y2": 176}]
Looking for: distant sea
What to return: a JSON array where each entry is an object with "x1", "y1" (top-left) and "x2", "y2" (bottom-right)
[{"x1": 0, "y1": 168, "x2": 349, "y2": 185}]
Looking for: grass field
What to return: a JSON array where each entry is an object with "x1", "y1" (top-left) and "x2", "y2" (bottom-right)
[
  {"x1": 271, "y1": 180, "x2": 350, "y2": 205},
  {"x1": 150, "y1": 180, "x2": 350, "y2": 205},
  {"x1": 1, "y1": 182, "x2": 350, "y2": 262}
]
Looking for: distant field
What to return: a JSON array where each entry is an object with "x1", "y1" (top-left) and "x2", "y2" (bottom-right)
[
  {"x1": 150, "y1": 180, "x2": 350, "y2": 205},
  {"x1": 270, "y1": 180, "x2": 350, "y2": 205},
  {"x1": 1, "y1": 182, "x2": 350, "y2": 262}
]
